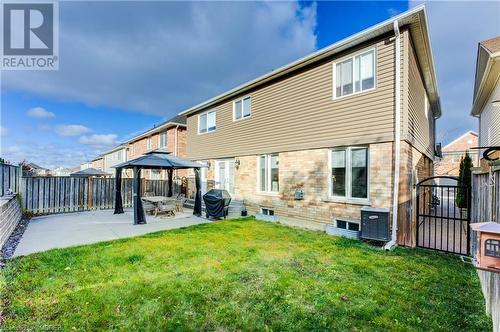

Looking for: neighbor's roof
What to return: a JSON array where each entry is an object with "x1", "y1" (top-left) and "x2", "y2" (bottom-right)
[
  {"x1": 113, "y1": 149, "x2": 203, "y2": 169},
  {"x1": 27, "y1": 162, "x2": 47, "y2": 170},
  {"x1": 180, "y1": 5, "x2": 441, "y2": 118},
  {"x1": 70, "y1": 168, "x2": 110, "y2": 177},
  {"x1": 471, "y1": 36, "x2": 500, "y2": 116},
  {"x1": 480, "y1": 36, "x2": 500, "y2": 54},
  {"x1": 124, "y1": 114, "x2": 186, "y2": 144}
]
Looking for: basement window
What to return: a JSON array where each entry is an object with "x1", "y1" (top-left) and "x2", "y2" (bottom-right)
[
  {"x1": 336, "y1": 219, "x2": 359, "y2": 232},
  {"x1": 261, "y1": 208, "x2": 275, "y2": 216}
]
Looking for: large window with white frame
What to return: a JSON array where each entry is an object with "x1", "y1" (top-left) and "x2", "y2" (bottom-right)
[
  {"x1": 334, "y1": 48, "x2": 375, "y2": 98},
  {"x1": 198, "y1": 110, "x2": 216, "y2": 134},
  {"x1": 233, "y1": 96, "x2": 251, "y2": 120},
  {"x1": 147, "y1": 136, "x2": 152, "y2": 150},
  {"x1": 330, "y1": 146, "x2": 369, "y2": 200},
  {"x1": 258, "y1": 154, "x2": 279, "y2": 193},
  {"x1": 159, "y1": 131, "x2": 167, "y2": 148}
]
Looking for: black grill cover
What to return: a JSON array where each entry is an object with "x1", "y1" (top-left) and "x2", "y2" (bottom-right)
[{"x1": 203, "y1": 189, "x2": 231, "y2": 218}]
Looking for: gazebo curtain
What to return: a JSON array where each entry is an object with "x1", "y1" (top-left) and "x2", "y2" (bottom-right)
[
  {"x1": 194, "y1": 168, "x2": 202, "y2": 217},
  {"x1": 113, "y1": 167, "x2": 124, "y2": 214},
  {"x1": 168, "y1": 169, "x2": 173, "y2": 197},
  {"x1": 133, "y1": 167, "x2": 146, "y2": 224}
]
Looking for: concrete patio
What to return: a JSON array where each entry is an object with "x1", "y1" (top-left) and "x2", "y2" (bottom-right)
[{"x1": 13, "y1": 208, "x2": 210, "y2": 257}]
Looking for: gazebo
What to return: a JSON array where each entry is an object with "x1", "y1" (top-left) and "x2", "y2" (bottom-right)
[
  {"x1": 112, "y1": 149, "x2": 204, "y2": 225},
  {"x1": 70, "y1": 168, "x2": 111, "y2": 177}
]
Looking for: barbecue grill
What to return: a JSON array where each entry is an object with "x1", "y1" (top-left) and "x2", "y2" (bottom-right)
[{"x1": 203, "y1": 189, "x2": 231, "y2": 219}]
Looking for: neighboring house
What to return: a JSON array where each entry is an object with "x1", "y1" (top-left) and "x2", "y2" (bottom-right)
[
  {"x1": 124, "y1": 115, "x2": 187, "y2": 179},
  {"x1": 24, "y1": 162, "x2": 49, "y2": 176},
  {"x1": 434, "y1": 131, "x2": 478, "y2": 183},
  {"x1": 90, "y1": 156, "x2": 104, "y2": 171},
  {"x1": 181, "y1": 6, "x2": 440, "y2": 246},
  {"x1": 52, "y1": 166, "x2": 80, "y2": 176},
  {"x1": 102, "y1": 144, "x2": 127, "y2": 175},
  {"x1": 80, "y1": 162, "x2": 92, "y2": 170},
  {"x1": 471, "y1": 36, "x2": 500, "y2": 168}
]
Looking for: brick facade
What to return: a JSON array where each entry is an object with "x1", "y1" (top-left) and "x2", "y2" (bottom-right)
[{"x1": 196, "y1": 143, "x2": 395, "y2": 230}]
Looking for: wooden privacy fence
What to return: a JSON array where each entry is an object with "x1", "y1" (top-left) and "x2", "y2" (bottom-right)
[
  {"x1": 471, "y1": 169, "x2": 499, "y2": 332},
  {"x1": 21, "y1": 177, "x2": 176, "y2": 214},
  {"x1": 472, "y1": 170, "x2": 499, "y2": 224},
  {"x1": 0, "y1": 163, "x2": 20, "y2": 196}
]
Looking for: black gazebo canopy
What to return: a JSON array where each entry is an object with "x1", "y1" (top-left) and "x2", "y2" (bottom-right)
[
  {"x1": 112, "y1": 149, "x2": 204, "y2": 224},
  {"x1": 70, "y1": 168, "x2": 111, "y2": 177}
]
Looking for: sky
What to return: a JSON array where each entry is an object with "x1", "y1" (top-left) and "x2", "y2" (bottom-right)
[{"x1": 0, "y1": 1, "x2": 499, "y2": 168}]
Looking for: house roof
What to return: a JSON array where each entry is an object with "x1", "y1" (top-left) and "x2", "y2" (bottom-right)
[
  {"x1": 27, "y1": 162, "x2": 47, "y2": 170},
  {"x1": 180, "y1": 5, "x2": 441, "y2": 119},
  {"x1": 480, "y1": 36, "x2": 500, "y2": 54},
  {"x1": 471, "y1": 36, "x2": 500, "y2": 116},
  {"x1": 124, "y1": 114, "x2": 186, "y2": 144}
]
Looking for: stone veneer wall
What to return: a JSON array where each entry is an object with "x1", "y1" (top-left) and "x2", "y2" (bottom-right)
[
  {"x1": 0, "y1": 194, "x2": 22, "y2": 249},
  {"x1": 202, "y1": 142, "x2": 395, "y2": 230}
]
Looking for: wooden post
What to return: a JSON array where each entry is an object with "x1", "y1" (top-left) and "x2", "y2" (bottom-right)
[{"x1": 88, "y1": 177, "x2": 93, "y2": 209}]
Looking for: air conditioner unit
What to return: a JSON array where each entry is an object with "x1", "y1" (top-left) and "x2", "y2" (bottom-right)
[{"x1": 360, "y1": 207, "x2": 390, "y2": 241}]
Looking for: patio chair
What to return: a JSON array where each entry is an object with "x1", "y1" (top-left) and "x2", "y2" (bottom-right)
[
  {"x1": 176, "y1": 197, "x2": 187, "y2": 213},
  {"x1": 158, "y1": 201, "x2": 176, "y2": 217},
  {"x1": 141, "y1": 199, "x2": 157, "y2": 217}
]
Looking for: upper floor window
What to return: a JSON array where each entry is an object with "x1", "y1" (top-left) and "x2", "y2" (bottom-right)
[
  {"x1": 159, "y1": 131, "x2": 167, "y2": 148},
  {"x1": 147, "y1": 136, "x2": 152, "y2": 150},
  {"x1": 234, "y1": 96, "x2": 251, "y2": 120},
  {"x1": 199, "y1": 110, "x2": 216, "y2": 134},
  {"x1": 330, "y1": 146, "x2": 369, "y2": 200},
  {"x1": 258, "y1": 154, "x2": 279, "y2": 193},
  {"x1": 117, "y1": 150, "x2": 123, "y2": 161},
  {"x1": 334, "y1": 48, "x2": 375, "y2": 98}
]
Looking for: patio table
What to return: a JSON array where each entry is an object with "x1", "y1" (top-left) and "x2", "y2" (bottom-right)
[{"x1": 142, "y1": 196, "x2": 180, "y2": 217}]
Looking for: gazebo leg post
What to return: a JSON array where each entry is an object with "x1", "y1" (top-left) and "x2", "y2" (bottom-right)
[{"x1": 168, "y1": 169, "x2": 173, "y2": 197}]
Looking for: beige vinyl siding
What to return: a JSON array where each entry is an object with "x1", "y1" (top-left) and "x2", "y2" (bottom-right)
[
  {"x1": 479, "y1": 81, "x2": 500, "y2": 147},
  {"x1": 404, "y1": 34, "x2": 434, "y2": 159},
  {"x1": 187, "y1": 37, "x2": 396, "y2": 160}
]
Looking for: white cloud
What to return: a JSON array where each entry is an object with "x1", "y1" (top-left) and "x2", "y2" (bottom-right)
[
  {"x1": 78, "y1": 134, "x2": 118, "y2": 147},
  {"x1": 410, "y1": 1, "x2": 500, "y2": 143},
  {"x1": 27, "y1": 107, "x2": 55, "y2": 119},
  {"x1": 56, "y1": 124, "x2": 92, "y2": 136},
  {"x1": 0, "y1": 126, "x2": 7, "y2": 136},
  {"x1": 3, "y1": 1, "x2": 317, "y2": 117}
]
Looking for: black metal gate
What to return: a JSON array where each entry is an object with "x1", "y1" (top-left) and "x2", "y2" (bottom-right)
[{"x1": 416, "y1": 176, "x2": 470, "y2": 255}]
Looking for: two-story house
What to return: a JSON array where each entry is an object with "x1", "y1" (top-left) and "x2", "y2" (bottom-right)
[
  {"x1": 181, "y1": 6, "x2": 440, "y2": 246},
  {"x1": 124, "y1": 115, "x2": 187, "y2": 179},
  {"x1": 471, "y1": 36, "x2": 500, "y2": 168}
]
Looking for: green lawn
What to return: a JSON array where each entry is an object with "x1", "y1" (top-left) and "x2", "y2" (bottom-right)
[{"x1": 0, "y1": 218, "x2": 491, "y2": 331}]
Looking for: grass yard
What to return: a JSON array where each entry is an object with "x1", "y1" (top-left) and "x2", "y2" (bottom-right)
[{"x1": 0, "y1": 218, "x2": 491, "y2": 331}]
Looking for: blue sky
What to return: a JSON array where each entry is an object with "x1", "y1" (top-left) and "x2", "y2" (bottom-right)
[{"x1": 1, "y1": 1, "x2": 498, "y2": 168}]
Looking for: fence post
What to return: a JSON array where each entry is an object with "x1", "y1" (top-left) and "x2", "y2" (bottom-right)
[{"x1": 88, "y1": 177, "x2": 93, "y2": 209}]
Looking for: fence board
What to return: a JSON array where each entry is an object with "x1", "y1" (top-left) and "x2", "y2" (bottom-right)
[{"x1": 0, "y1": 163, "x2": 20, "y2": 196}]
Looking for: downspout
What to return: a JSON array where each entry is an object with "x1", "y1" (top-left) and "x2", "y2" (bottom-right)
[{"x1": 385, "y1": 20, "x2": 401, "y2": 250}]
